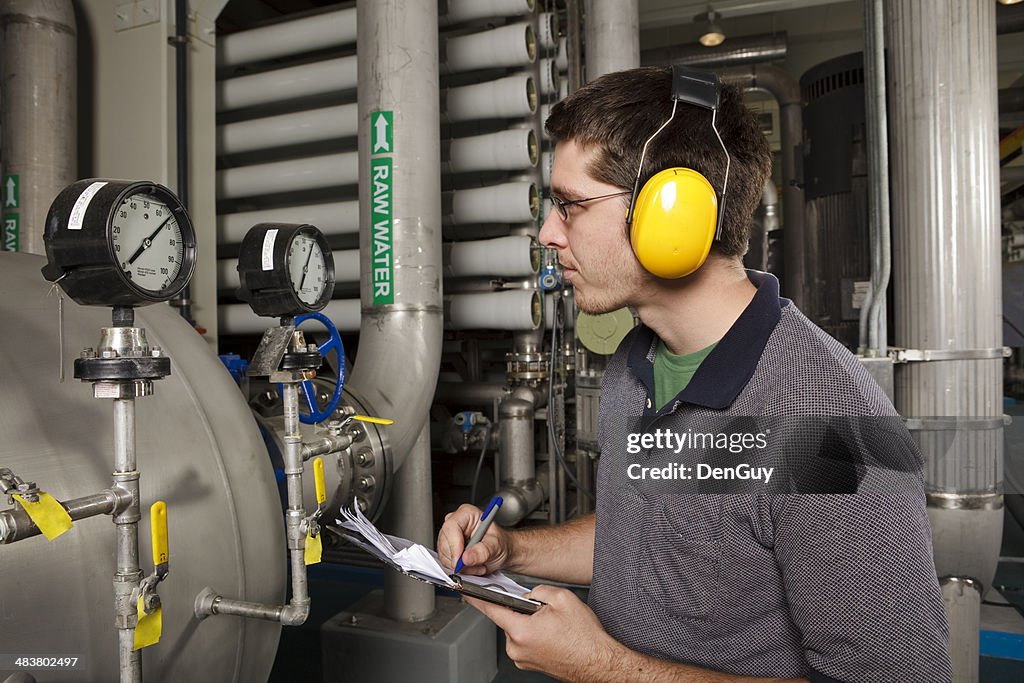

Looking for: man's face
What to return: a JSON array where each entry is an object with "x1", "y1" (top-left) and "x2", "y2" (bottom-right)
[{"x1": 538, "y1": 140, "x2": 648, "y2": 314}]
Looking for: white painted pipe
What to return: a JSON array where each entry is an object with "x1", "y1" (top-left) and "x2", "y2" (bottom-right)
[
  {"x1": 448, "y1": 290, "x2": 541, "y2": 330},
  {"x1": 556, "y1": 37, "x2": 568, "y2": 70},
  {"x1": 541, "y1": 151, "x2": 553, "y2": 188},
  {"x1": 538, "y1": 12, "x2": 559, "y2": 51},
  {"x1": 449, "y1": 181, "x2": 538, "y2": 224},
  {"x1": 446, "y1": 235, "x2": 537, "y2": 278},
  {"x1": 219, "y1": 299, "x2": 361, "y2": 335},
  {"x1": 440, "y1": 0, "x2": 535, "y2": 26},
  {"x1": 218, "y1": 200, "x2": 359, "y2": 244},
  {"x1": 218, "y1": 8, "x2": 357, "y2": 67},
  {"x1": 217, "y1": 103, "x2": 358, "y2": 155},
  {"x1": 444, "y1": 73, "x2": 537, "y2": 122},
  {"x1": 448, "y1": 129, "x2": 537, "y2": 173},
  {"x1": 217, "y1": 55, "x2": 357, "y2": 112},
  {"x1": 216, "y1": 151, "x2": 358, "y2": 199},
  {"x1": 540, "y1": 58, "x2": 560, "y2": 96},
  {"x1": 218, "y1": 249, "x2": 360, "y2": 291},
  {"x1": 443, "y1": 23, "x2": 536, "y2": 74}
]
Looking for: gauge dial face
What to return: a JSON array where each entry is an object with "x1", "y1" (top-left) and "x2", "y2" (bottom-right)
[
  {"x1": 110, "y1": 193, "x2": 184, "y2": 294},
  {"x1": 287, "y1": 233, "x2": 328, "y2": 306}
]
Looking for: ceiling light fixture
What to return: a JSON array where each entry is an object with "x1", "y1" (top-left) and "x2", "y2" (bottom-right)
[{"x1": 698, "y1": 8, "x2": 726, "y2": 47}]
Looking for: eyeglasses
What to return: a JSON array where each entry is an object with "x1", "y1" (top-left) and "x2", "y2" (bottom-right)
[{"x1": 546, "y1": 191, "x2": 631, "y2": 221}]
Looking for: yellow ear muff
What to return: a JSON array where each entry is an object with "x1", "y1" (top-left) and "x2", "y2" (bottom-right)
[{"x1": 629, "y1": 167, "x2": 718, "y2": 279}]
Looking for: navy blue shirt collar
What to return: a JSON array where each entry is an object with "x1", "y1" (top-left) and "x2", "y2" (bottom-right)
[{"x1": 626, "y1": 270, "x2": 787, "y2": 413}]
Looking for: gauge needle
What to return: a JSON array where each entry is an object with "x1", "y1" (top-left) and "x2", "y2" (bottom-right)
[
  {"x1": 299, "y1": 245, "x2": 315, "y2": 291},
  {"x1": 127, "y1": 216, "x2": 173, "y2": 265}
]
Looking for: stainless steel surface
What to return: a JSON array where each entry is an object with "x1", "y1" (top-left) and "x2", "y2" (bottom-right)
[
  {"x1": 927, "y1": 492, "x2": 1004, "y2": 511},
  {"x1": 719, "y1": 65, "x2": 806, "y2": 309},
  {"x1": 112, "y1": 398, "x2": 142, "y2": 683},
  {"x1": 941, "y1": 574, "x2": 982, "y2": 683},
  {"x1": 0, "y1": 252, "x2": 284, "y2": 683},
  {"x1": 584, "y1": 0, "x2": 639, "y2": 79},
  {"x1": 0, "y1": 0, "x2": 76, "y2": 255},
  {"x1": 499, "y1": 395, "x2": 535, "y2": 483},
  {"x1": 351, "y1": 0, "x2": 443, "y2": 475},
  {"x1": 861, "y1": 0, "x2": 891, "y2": 355},
  {"x1": 641, "y1": 32, "x2": 788, "y2": 68}
]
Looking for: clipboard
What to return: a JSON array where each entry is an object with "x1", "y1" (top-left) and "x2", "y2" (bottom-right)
[{"x1": 450, "y1": 575, "x2": 543, "y2": 614}]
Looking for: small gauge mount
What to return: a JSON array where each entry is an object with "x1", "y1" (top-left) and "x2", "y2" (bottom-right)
[
  {"x1": 237, "y1": 223, "x2": 335, "y2": 318},
  {"x1": 41, "y1": 179, "x2": 197, "y2": 307}
]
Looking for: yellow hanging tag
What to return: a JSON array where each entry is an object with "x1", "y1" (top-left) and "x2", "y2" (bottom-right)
[
  {"x1": 304, "y1": 528, "x2": 322, "y2": 565},
  {"x1": 13, "y1": 493, "x2": 73, "y2": 540},
  {"x1": 133, "y1": 596, "x2": 162, "y2": 650},
  {"x1": 151, "y1": 501, "x2": 169, "y2": 572},
  {"x1": 353, "y1": 415, "x2": 394, "y2": 425}
]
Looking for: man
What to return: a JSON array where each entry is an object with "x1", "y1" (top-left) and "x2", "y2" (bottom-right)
[{"x1": 437, "y1": 67, "x2": 951, "y2": 683}]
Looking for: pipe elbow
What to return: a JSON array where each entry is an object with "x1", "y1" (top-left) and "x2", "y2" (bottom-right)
[{"x1": 279, "y1": 602, "x2": 310, "y2": 626}]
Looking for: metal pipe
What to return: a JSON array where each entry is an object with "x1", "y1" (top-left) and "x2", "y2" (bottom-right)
[
  {"x1": 349, "y1": 0, "x2": 443, "y2": 473},
  {"x1": 173, "y1": 0, "x2": 193, "y2": 325},
  {"x1": 447, "y1": 290, "x2": 541, "y2": 330},
  {"x1": 445, "y1": 235, "x2": 538, "y2": 278},
  {"x1": 440, "y1": 0, "x2": 535, "y2": 26},
  {"x1": 384, "y1": 421, "x2": 435, "y2": 621},
  {"x1": 218, "y1": 201, "x2": 358, "y2": 244},
  {"x1": 216, "y1": 151, "x2": 358, "y2": 200},
  {"x1": 442, "y1": 22, "x2": 536, "y2": 75},
  {"x1": 863, "y1": 0, "x2": 890, "y2": 355},
  {"x1": 0, "y1": 0, "x2": 76, "y2": 256},
  {"x1": 217, "y1": 56, "x2": 358, "y2": 112},
  {"x1": 446, "y1": 129, "x2": 538, "y2": 174},
  {"x1": 565, "y1": 1, "x2": 584, "y2": 94},
  {"x1": 218, "y1": 7, "x2": 357, "y2": 67},
  {"x1": 584, "y1": 0, "x2": 639, "y2": 79},
  {"x1": 112, "y1": 398, "x2": 142, "y2": 683},
  {"x1": 281, "y1": 383, "x2": 310, "y2": 610},
  {"x1": 886, "y1": 3, "x2": 1003, "y2": 681},
  {"x1": 640, "y1": 32, "x2": 788, "y2": 69},
  {"x1": 718, "y1": 65, "x2": 807, "y2": 309},
  {"x1": 444, "y1": 181, "x2": 538, "y2": 225},
  {"x1": 0, "y1": 489, "x2": 127, "y2": 544},
  {"x1": 218, "y1": 103, "x2": 358, "y2": 155},
  {"x1": 444, "y1": 73, "x2": 537, "y2": 122},
  {"x1": 301, "y1": 434, "x2": 353, "y2": 462}
]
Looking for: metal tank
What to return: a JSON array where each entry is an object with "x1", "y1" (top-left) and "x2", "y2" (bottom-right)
[{"x1": 0, "y1": 252, "x2": 284, "y2": 683}]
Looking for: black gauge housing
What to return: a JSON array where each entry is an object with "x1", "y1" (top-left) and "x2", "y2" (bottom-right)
[
  {"x1": 41, "y1": 179, "x2": 197, "y2": 306},
  {"x1": 237, "y1": 223, "x2": 335, "y2": 317}
]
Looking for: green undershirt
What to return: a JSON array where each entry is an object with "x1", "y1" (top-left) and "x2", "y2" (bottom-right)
[{"x1": 654, "y1": 340, "x2": 718, "y2": 411}]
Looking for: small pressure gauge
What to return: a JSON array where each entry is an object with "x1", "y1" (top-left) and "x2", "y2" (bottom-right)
[
  {"x1": 237, "y1": 223, "x2": 335, "y2": 318},
  {"x1": 41, "y1": 180, "x2": 197, "y2": 306}
]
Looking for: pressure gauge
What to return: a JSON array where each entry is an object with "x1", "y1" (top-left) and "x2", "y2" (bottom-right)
[
  {"x1": 41, "y1": 179, "x2": 197, "y2": 306},
  {"x1": 237, "y1": 223, "x2": 335, "y2": 317}
]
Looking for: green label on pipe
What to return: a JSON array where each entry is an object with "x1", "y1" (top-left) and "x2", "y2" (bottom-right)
[
  {"x1": 2, "y1": 214, "x2": 18, "y2": 252},
  {"x1": 371, "y1": 111, "x2": 393, "y2": 154},
  {"x1": 3, "y1": 175, "x2": 18, "y2": 209},
  {"x1": 370, "y1": 156, "x2": 393, "y2": 305}
]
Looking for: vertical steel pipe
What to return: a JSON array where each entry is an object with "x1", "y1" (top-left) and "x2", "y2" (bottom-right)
[
  {"x1": 887, "y1": 2, "x2": 1003, "y2": 682},
  {"x1": 112, "y1": 398, "x2": 141, "y2": 683},
  {"x1": 583, "y1": 0, "x2": 639, "y2": 79}
]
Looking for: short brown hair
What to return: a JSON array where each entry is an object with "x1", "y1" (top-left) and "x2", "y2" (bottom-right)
[{"x1": 545, "y1": 66, "x2": 771, "y2": 258}]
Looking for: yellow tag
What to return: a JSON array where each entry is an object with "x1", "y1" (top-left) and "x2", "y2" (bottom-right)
[
  {"x1": 304, "y1": 528, "x2": 322, "y2": 565},
  {"x1": 353, "y1": 415, "x2": 394, "y2": 425},
  {"x1": 13, "y1": 493, "x2": 73, "y2": 540},
  {"x1": 313, "y1": 457, "x2": 326, "y2": 505},
  {"x1": 133, "y1": 596, "x2": 162, "y2": 650},
  {"x1": 151, "y1": 501, "x2": 169, "y2": 567}
]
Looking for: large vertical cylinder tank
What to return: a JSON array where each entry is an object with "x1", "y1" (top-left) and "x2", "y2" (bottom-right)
[
  {"x1": 0, "y1": 253, "x2": 284, "y2": 682},
  {"x1": 800, "y1": 52, "x2": 872, "y2": 350}
]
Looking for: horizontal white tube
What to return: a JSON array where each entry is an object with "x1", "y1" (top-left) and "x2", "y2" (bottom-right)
[
  {"x1": 447, "y1": 235, "x2": 538, "y2": 278},
  {"x1": 217, "y1": 151, "x2": 358, "y2": 200},
  {"x1": 444, "y1": 23, "x2": 535, "y2": 74},
  {"x1": 217, "y1": 56, "x2": 357, "y2": 112},
  {"x1": 538, "y1": 12, "x2": 559, "y2": 51},
  {"x1": 556, "y1": 37, "x2": 567, "y2": 70},
  {"x1": 218, "y1": 103, "x2": 358, "y2": 155},
  {"x1": 448, "y1": 290, "x2": 541, "y2": 330},
  {"x1": 219, "y1": 299, "x2": 361, "y2": 335},
  {"x1": 444, "y1": 73, "x2": 536, "y2": 122},
  {"x1": 450, "y1": 181, "x2": 538, "y2": 224},
  {"x1": 540, "y1": 58, "x2": 560, "y2": 96},
  {"x1": 218, "y1": 8, "x2": 357, "y2": 67},
  {"x1": 449, "y1": 129, "x2": 537, "y2": 173},
  {"x1": 218, "y1": 250, "x2": 360, "y2": 290},
  {"x1": 218, "y1": 201, "x2": 359, "y2": 244},
  {"x1": 440, "y1": 0, "x2": 535, "y2": 25}
]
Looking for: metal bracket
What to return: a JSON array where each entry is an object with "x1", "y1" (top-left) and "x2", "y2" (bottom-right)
[
  {"x1": 0, "y1": 468, "x2": 39, "y2": 505},
  {"x1": 250, "y1": 326, "x2": 295, "y2": 376},
  {"x1": 888, "y1": 346, "x2": 1011, "y2": 363},
  {"x1": 114, "y1": 0, "x2": 160, "y2": 32}
]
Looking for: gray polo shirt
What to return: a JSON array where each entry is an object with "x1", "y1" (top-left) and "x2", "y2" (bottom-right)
[{"x1": 590, "y1": 271, "x2": 952, "y2": 683}]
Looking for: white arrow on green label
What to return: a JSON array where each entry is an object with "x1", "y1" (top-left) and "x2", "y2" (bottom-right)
[
  {"x1": 372, "y1": 111, "x2": 393, "y2": 154},
  {"x1": 3, "y1": 175, "x2": 18, "y2": 209}
]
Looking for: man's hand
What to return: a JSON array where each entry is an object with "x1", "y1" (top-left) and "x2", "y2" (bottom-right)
[
  {"x1": 437, "y1": 503, "x2": 514, "y2": 576},
  {"x1": 465, "y1": 585, "x2": 619, "y2": 681}
]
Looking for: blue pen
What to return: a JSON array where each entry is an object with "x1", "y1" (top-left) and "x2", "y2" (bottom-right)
[{"x1": 454, "y1": 496, "x2": 503, "y2": 574}]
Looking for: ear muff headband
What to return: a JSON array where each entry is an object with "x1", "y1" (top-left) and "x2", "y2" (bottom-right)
[{"x1": 626, "y1": 66, "x2": 731, "y2": 279}]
